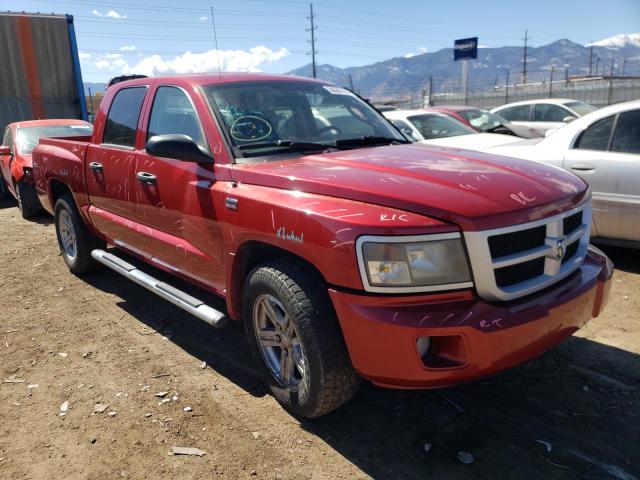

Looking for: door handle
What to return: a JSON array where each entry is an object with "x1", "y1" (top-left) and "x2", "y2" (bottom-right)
[
  {"x1": 570, "y1": 163, "x2": 596, "y2": 172},
  {"x1": 136, "y1": 171, "x2": 157, "y2": 184},
  {"x1": 89, "y1": 162, "x2": 103, "y2": 171}
]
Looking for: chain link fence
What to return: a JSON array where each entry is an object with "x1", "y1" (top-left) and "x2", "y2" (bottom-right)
[{"x1": 376, "y1": 77, "x2": 640, "y2": 110}]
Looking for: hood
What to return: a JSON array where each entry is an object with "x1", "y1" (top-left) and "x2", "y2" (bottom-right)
[
  {"x1": 421, "y1": 133, "x2": 527, "y2": 149},
  {"x1": 231, "y1": 143, "x2": 588, "y2": 231}
]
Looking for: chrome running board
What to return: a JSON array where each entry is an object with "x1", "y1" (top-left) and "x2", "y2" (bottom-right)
[{"x1": 91, "y1": 249, "x2": 226, "y2": 328}]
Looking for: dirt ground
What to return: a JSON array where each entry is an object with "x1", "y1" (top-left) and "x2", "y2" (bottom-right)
[{"x1": 0, "y1": 197, "x2": 638, "y2": 480}]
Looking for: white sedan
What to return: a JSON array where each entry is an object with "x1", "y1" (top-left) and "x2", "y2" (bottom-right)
[
  {"x1": 489, "y1": 100, "x2": 640, "y2": 248},
  {"x1": 383, "y1": 109, "x2": 524, "y2": 150},
  {"x1": 491, "y1": 98, "x2": 597, "y2": 135}
]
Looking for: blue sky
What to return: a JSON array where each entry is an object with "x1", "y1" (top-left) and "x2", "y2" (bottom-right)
[{"x1": 3, "y1": 0, "x2": 639, "y2": 82}]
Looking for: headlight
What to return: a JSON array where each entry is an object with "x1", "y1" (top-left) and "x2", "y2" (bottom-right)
[{"x1": 356, "y1": 233, "x2": 473, "y2": 293}]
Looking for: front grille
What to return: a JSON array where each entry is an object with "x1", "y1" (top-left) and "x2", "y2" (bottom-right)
[
  {"x1": 463, "y1": 201, "x2": 591, "y2": 301},
  {"x1": 563, "y1": 212, "x2": 582, "y2": 236},
  {"x1": 488, "y1": 225, "x2": 546, "y2": 258},
  {"x1": 495, "y1": 257, "x2": 545, "y2": 287},
  {"x1": 561, "y1": 240, "x2": 580, "y2": 264}
]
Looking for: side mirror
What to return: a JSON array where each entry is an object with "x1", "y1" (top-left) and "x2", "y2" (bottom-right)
[
  {"x1": 563, "y1": 116, "x2": 577, "y2": 123},
  {"x1": 0, "y1": 145, "x2": 11, "y2": 156},
  {"x1": 146, "y1": 134, "x2": 213, "y2": 164}
]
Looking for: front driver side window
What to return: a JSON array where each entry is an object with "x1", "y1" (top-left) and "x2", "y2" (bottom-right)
[
  {"x1": 534, "y1": 104, "x2": 570, "y2": 122},
  {"x1": 147, "y1": 86, "x2": 207, "y2": 149},
  {"x1": 574, "y1": 115, "x2": 615, "y2": 151}
]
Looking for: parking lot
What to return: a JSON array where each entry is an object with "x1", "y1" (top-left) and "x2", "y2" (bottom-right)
[{"x1": 0, "y1": 197, "x2": 638, "y2": 480}]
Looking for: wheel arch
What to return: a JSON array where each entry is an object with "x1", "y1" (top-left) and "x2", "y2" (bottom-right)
[{"x1": 226, "y1": 240, "x2": 329, "y2": 323}]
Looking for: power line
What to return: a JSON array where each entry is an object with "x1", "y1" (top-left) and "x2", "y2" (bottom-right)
[
  {"x1": 306, "y1": 3, "x2": 318, "y2": 78},
  {"x1": 210, "y1": 6, "x2": 222, "y2": 77}
]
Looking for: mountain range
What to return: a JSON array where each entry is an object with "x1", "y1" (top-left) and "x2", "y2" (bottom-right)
[
  {"x1": 82, "y1": 34, "x2": 640, "y2": 102},
  {"x1": 288, "y1": 34, "x2": 640, "y2": 100}
]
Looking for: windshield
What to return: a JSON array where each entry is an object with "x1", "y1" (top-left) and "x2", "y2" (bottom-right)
[
  {"x1": 202, "y1": 80, "x2": 405, "y2": 157},
  {"x1": 16, "y1": 124, "x2": 93, "y2": 154},
  {"x1": 407, "y1": 114, "x2": 475, "y2": 139},
  {"x1": 565, "y1": 101, "x2": 597, "y2": 116},
  {"x1": 457, "y1": 109, "x2": 505, "y2": 131}
]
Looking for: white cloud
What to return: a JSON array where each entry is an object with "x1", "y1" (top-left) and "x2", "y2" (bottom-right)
[
  {"x1": 404, "y1": 46, "x2": 428, "y2": 58},
  {"x1": 78, "y1": 51, "x2": 92, "y2": 60},
  {"x1": 119, "y1": 45, "x2": 137, "y2": 51},
  {"x1": 198, "y1": 16, "x2": 208, "y2": 21},
  {"x1": 90, "y1": 47, "x2": 289, "y2": 75},
  {"x1": 106, "y1": 10, "x2": 127, "y2": 19},
  {"x1": 478, "y1": 44, "x2": 490, "y2": 49},
  {"x1": 92, "y1": 9, "x2": 127, "y2": 19}
]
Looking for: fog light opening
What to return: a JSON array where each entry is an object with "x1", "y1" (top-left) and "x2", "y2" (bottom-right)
[{"x1": 416, "y1": 336, "x2": 431, "y2": 360}]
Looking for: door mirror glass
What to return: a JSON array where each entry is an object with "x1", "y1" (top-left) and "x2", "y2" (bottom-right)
[
  {"x1": 146, "y1": 134, "x2": 213, "y2": 163},
  {"x1": 0, "y1": 145, "x2": 11, "y2": 156},
  {"x1": 563, "y1": 116, "x2": 577, "y2": 123}
]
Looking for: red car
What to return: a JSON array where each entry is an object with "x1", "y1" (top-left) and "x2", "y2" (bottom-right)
[
  {"x1": 0, "y1": 119, "x2": 92, "y2": 218},
  {"x1": 32, "y1": 73, "x2": 612, "y2": 417},
  {"x1": 426, "y1": 106, "x2": 543, "y2": 139}
]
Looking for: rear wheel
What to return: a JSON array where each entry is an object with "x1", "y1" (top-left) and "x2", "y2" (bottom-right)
[
  {"x1": 243, "y1": 259, "x2": 360, "y2": 418},
  {"x1": 15, "y1": 180, "x2": 40, "y2": 219},
  {"x1": 54, "y1": 194, "x2": 105, "y2": 274}
]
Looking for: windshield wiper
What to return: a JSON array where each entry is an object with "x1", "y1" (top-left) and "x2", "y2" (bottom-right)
[
  {"x1": 334, "y1": 135, "x2": 410, "y2": 148},
  {"x1": 237, "y1": 139, "x2": 333, "y2": 152}
]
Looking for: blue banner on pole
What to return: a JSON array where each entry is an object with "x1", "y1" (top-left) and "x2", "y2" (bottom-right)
[{"x1": 454, "y1": 37, "x2": 478, "y2": 61}]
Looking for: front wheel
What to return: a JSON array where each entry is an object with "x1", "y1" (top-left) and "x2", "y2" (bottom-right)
[
  {"x1": 54, "y1": 194, "x2": 105, "y2": 274},
  {"x1": 243, "y1": 259, "x2": 360, "y2": 418}
]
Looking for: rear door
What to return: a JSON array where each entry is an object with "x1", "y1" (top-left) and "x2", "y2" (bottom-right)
[
  {"x1": 85, "y1": 85, "x2": 149, "y2": 243},
  {"x1": 131, "y1": 84, "x2": 225, "y2": 290},
  {"x1": 564, "y1": 109, "x2": 640, "y2": 242},
  {"x1": 497, "y1": 104, "x2": 538, "y2": 132}
]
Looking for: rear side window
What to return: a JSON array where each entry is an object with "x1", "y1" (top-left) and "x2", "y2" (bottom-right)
[
  {"x1": 611, "y1": 110, "x2": 640, "y2": 154},
  {"x1": 534, "y1": 104, "x2": 569, "y2": 122},
  {"x1": 499, "y1": 105, "x2": 530, "y2": 122},
  {"x1": 574, "y1": 116, "x2": 615, "y2": 151},
  {"x1": 147, "y1": 86, "x2": 206, "y2": 149},
  {"x1": 103, "y1": 87, "x2": 147, "y2": 147}
]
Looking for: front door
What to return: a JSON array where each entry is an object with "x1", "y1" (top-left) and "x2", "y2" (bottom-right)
[{"x1": 131, "y1": 85, "x2": 225, "y2": 291}]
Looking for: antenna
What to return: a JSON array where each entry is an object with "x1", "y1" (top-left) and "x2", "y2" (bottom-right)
[{"x1": 210, "y1": 6, "x2": 222, "y2": 79}]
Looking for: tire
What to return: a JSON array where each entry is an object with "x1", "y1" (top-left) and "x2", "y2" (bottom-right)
[
  {"x1": 15, "y1": 180, "x2": 40, "y2": 219},
  {"x1": 243, "y1": 259, "x2": 360, "y2": 418},
  {"x1": 54, "y1": 194, "x2": 105, "y2": 274},
  {"x1": 0, "y1": 176, "x2": 7, "y2": 199}
]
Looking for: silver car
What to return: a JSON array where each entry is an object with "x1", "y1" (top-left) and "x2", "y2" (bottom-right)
[{"x1": 488, "y1": 100, "x2": 640, "y2": 248}]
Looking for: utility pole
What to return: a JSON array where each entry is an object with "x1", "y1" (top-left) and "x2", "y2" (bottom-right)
[
  {"x1": 595, "y1": 57, "x2": 600, "y2": 77},
  {"x1": 427, "y1": 76, "x2": 433, "y2": 106},
  {"x1": 548, "y1": 66, "x2": 554, "y2": 97},
  {"x1": 348, "y1": 74, "x2": 354, "y2": 91},
  {"x1": 588, "y1": 44, "x2": 593, "y2": 76},
  {"x1": 505, "y1": 69, "x2": 509, "y2": 104},
  {"x1": 88, "y1": 87, "x2": 94, "y2": 121},
  {"x1": 306, "y1": 3, "x2": 318, "y2": 78},
  {"x1": 522, "y1": 29, "x2": 529, "y2": 84},
  {"x1": 607, "y1": 59, "x2": 615, "y2": 104},
  {"x1": 622, "y1": 58, "x2": 627, "y2": 77}
]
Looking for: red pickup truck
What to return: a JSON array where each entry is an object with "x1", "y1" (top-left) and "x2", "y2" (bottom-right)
[{"x1": 32, "y1": 73, "x2": 613, "y2": 417}]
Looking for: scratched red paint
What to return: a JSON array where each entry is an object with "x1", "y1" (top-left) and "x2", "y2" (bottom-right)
[{"x1": 30, "y1": 73, "x2": 612, "y2": 390}]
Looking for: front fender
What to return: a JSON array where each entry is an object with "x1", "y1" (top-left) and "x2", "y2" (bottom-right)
[{"x1": 222, "y1": 183, "x2": 456, "y2": 319}]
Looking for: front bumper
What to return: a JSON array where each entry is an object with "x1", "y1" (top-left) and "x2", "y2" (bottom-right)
[{"x1": 329, "y1": 246, "x2": 613, "y2": 389}]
